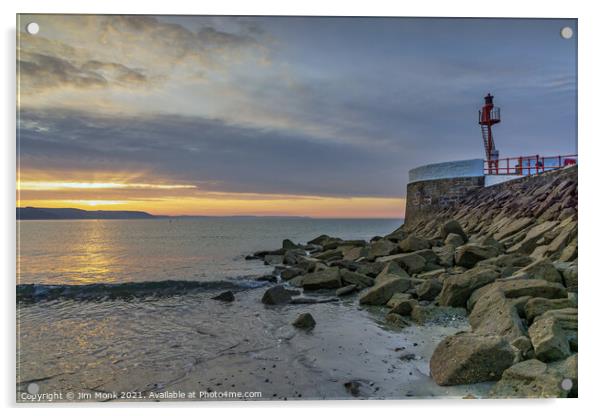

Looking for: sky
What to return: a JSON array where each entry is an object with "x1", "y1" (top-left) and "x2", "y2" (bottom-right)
[{"x1": 17, "y1": 15, "x2": 577, "y2": 218}]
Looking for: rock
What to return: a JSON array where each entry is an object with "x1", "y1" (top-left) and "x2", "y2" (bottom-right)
[
  {"x1": 430, "y1": 332, "x2": 515, "y2": 386},
  {"x1": 386, "y1": 292, "x2": 412, "y2": 307},
  {"x1": 383, "y1": 229, "x2": 406, "y2": 242},
  {"x1": 513, "y1": 258, "x2": 563, "y2": 284},
  {"x1": 432, "y1": 245, "x2": 455, "y2": 267},
  {"x1": 548, "y1": 353, "x2": 578, "y2": 397},
  {"x1": 388, "y1": 293, "x2": 417, "y2": 315},
  {"x1": 301, "y1": 267, "x2": 342, "y2": 290},
  {"x1": 375, "y1": 252, "x2": 426, "y2": 274},
  {"x1": 280, "y1": 267, "x2": 305, "y2": 280},
  {"x1": 212, "y1": 291, "x2": 235, "y2": 302},
  {"x1": 454, "y1": 244, "x2": 499, "y2": 268},
  {"x1": 283, "y1": 249, "x2": 306, "y2": 265},
  {"x1": 375, "y1": 261, "x2": 409, "y2": 279},
  {"x1": 282, "y1": 239, "x2": 299, "y2": 250},
  {"x1": 468, "y1": 279, "x2": 567, "y2": 311},
  {"x1": 417, "y1": 268, "x2": 446, "y2": 280},
  {"x1": 440, "y1": 219, "x2": 468, "y2": 243},
  {"x1": 264, "y1": 254, "x2": 284, "y2": 265},
  {"x1": 529, "y1": 315, "x2": 571, "y2": 362},
  {"x1": 255, "y1": 274, "x2": 277, "y2": 283},
  {"x1": 524, "y1": 297, "x2": 576, "y2": 323},
  {"x1": 292, "y1": 313, "x2": 316, "y2": 329},
  {"x1": 336, "y1": 284, "x2": 357, "y2": 297},
  {"x1": 359, "y1": 276, "x2": 411, "y2": 305},
  {"x1": 365, "y1": 239, "x2": 398, "y2": 260},
  {"x1": 560, "y1": 261, "x2": 578, "y2": 292},
  {"x1": 294, "y1": 256, "x2": 321, "y2": 273},
  {"x1": 438, "y1": 266, "x2": 499, "y2": 307},
  {"x1": 340, "y1": 269, "x2": 374, "y2": 289},
  {"x1": 411, "y1": 305, "x2": 466, "y2": 325},
  {"x1": 399, "y1": 235, "x2": 430, "y2": 252},
  {"x1": 307, "y1": 234, "x2": 332, "y2": 246},
  {"x1": 343, "y1": 246, "x2": 365, "y2": 262},
  {"x1": 493, "y1": 217, "x2": 534, "y2": 241},
  {"x1": 559, "y1": 241, "x2": 577, "y2": 262},
  {"x1": 511, "y1": 336, "x2": 535, "y2": 360},
  {"x1": 313, "y1": 249, "x2": 344, "y2": 262},
  {"x1": 385, "y1": 313, "x2": 411, "y2": 327},
  {"x1": 355, "y1": 262, "x2": 386, "y2": 278},
  {"x1": 507, "y1": 221, "x2": 558, "y2": 254},
  {"x1": 478, "y1": 253, "x2": 533, "y2": 268},
  {"x1": 488, "y1": 359, "x2": 568, "y2": 398},
  {"x1": 444, "y1": 233, "x2": 465, "y2": 248},
  {"x1": 469, "y1": 289, "x2": 526, "y2": 341},
  {"x1": 416, "y1": 279, "x2": 442, "y2": 301},
  {"x1": 261, "y1": 285, "x2": 294, "y2": 305},
  {"x1": 413, "y1": 249, "x2": 439, "y2": 264}
]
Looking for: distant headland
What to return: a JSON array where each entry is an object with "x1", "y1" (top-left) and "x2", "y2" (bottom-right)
[
  {"x1": 16, "y1": 207, "x2": 316, "y2": 220},
  {"x1": 17, "y1": 207, "x2": 160, "y2": 220}
]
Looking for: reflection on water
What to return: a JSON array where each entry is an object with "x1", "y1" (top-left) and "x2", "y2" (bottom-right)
[{"x1": 17, "y1": 218, "x2": 402, "y2": 285}]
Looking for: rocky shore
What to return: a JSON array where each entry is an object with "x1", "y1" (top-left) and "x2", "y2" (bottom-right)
[{"x1": 244, "y1": 165, "x2": 577, "y2": 399}]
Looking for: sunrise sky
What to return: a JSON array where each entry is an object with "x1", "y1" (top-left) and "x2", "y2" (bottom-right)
[{"x1": 17, "y1": 15, "x2": 577, "y2": 218}]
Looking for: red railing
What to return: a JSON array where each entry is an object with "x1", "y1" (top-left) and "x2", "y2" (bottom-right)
[{"x1": 484, "y1": 154, "x2": 578, "y2": 176}]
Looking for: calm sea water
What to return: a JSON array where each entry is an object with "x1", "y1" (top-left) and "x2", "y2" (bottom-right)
[
  {"x1": 16, "y1": 217, "x2": 488, "y2": 401},
  {"x1": 17, "y1": 218, "x2": 402, "y2": 286}
]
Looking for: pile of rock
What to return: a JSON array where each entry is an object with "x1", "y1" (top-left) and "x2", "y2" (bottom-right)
[{"x1": 249, "y1": 166, "x2": 577, "y2": 398}]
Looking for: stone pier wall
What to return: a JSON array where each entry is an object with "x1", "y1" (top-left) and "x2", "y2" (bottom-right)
[{"x1": 405, "y1": 176, "x2": 484, "y2": 227}]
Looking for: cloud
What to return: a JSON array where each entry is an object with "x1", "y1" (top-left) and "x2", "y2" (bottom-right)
[
  {"x1": 18, "y1": 52, "x2": 148, "y2": 91},
  {"x1": 18, "y1": 15, "x2": 266, "y2": 96}
]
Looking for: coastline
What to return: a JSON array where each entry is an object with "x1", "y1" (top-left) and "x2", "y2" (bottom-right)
[{"x1": 245, "y1": 166, "x2": 578, "y2": 399}]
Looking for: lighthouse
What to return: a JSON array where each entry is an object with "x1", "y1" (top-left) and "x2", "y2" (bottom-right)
[{"x1": 479, "y1": 93, "x2": 501, "y2": 174}]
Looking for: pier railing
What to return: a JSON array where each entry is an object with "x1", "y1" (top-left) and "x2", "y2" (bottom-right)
[{"x1": 484, "y1": 154, "x2": 578, "y2": 176}]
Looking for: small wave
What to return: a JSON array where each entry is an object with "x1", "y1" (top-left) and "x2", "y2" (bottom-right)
[{"x1": 17, "y1": 278, "x2": 267, "y2": 303}]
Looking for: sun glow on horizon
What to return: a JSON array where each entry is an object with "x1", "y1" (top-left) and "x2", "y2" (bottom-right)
[{"x1": 18, "y1": 181, "x2": 197, "y2": 191}]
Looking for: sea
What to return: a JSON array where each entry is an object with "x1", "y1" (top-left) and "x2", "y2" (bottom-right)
[{"x1": 16, "y1": 217, "x2": 489, "y2": 401}]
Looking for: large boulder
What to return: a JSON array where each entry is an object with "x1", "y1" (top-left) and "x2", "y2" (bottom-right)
[
  {"x1": 340, "y1": 269, "x2": 374, "y2": 289},
  {"x1": 355, "y1": 262, "x2": 386, "y2": 278},
  {"x1": 524, "y1": 297, "x2": 576, "y2": 323},
  {"x1": 335, "y1": 284, "x2": 357, "y2": 297},
  {"x1": 416, "y1": 278, "x2": 443, "y2": 301},
  {"x1": 292, "y1": 312, "x2": 316, "y2": 329},
  {"x1": 430, "y1": 332, "x2": 515, "y2": 386},
  {"x1": 454, "y1": 244, "x2": 499, "y2": 268},
  {"x1": 375, "y1": 252, "x2": 426, "y2": 274},
  {"x1": 359, "y1": 276, "x2": 411, "y2": 305},
  {"x1": 282, "y1": 239, "x2": 299, "y2": 250},
  {"x1": 444, "y1": 233, "x2": 465, "y2": 248},
  {"x1": 438, "y1": 266, "x2": 500, "y2": 307},
  {"x1": 261, "y1": 285, "x2": 295, "y2": 305},
  {"x1": 301, "y1": 267, "x2": 342, "y2": 290},
  {"x1": 488, "y1": 359, "x2": 569, "y2": 398},
  {"x1": 528, "y1": 309, "x2": 577, "y2": 362},
  {"x1": 388, "y1": 293, "x2": 417, "y2": 315},
  {"x1": 507, "y1": 221, "x2": 558, "y2": 254},
  {"x1": 469, "y1": 289, "x2": 526, "y2": 341},
  {"x1": 432, "y1": 244, "x2": 455, "y2": 267},
  {"x1": 399, "y1": 235, "x2": 430, "y2": 252},
  {"x1": 440, "y1": 219, "x2": 468, "y2": 243},
  {"x1": 375, "y1": 261, "x2": 409, "y2": 279},
  {"x1": 280, "y1": 267, "x2": 305, "y2": 280},
  {"x1": 365, "y1": 239, "x2": 398, "y2": 260},
  {"x1": 513, "y1": 258, "x2": 563, "y2": 284},
  {"x1": 468, "y1": 279, "x2": 567, "y2": 311},
  {"x1": 493, "y1": 217, "x2": 534, "y2": 241}
]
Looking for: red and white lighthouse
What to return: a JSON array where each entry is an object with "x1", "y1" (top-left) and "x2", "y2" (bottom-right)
[{"x1": 479, "y1": 93, "x2": 501, "y2": 174}]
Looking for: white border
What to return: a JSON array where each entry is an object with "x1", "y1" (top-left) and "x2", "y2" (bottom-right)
[{"x1": 2, "y1": 1, "x2": 600, "y2": 415}]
